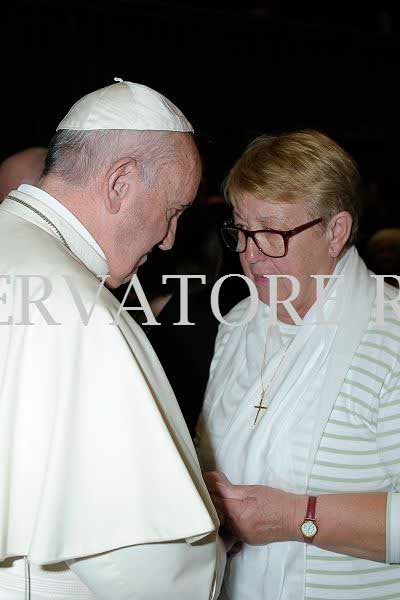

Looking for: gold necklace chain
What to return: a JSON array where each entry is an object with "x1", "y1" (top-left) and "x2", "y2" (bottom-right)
[
  {"x1": 253, "y1": 329, "x2": 295, "y2": 426},
  {"x1": 8, "y1": 195, "x2": 71, "y2": 251}
]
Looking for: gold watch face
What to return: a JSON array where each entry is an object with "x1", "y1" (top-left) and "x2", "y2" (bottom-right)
[{"x1": 301, "y1": 520, "x2": 317, "y2": 538}]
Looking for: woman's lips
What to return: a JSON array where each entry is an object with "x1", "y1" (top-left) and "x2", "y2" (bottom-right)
[{"x1": 253, "y1": 274, "x2": 269, "y2": 286}]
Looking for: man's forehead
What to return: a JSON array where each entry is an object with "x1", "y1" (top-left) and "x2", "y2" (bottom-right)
[{"x1": 167, "y1": 168, "x2": 199, "y2": 207}]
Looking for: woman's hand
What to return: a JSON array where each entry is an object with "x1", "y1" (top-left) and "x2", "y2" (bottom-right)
[{"x1": 204, "y1": 471, "x2": 305, "y2": 546}]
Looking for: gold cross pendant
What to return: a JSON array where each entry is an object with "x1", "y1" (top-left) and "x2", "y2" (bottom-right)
[{"x1": 253, "y1": 392, "x2": 267, "y2": 426}]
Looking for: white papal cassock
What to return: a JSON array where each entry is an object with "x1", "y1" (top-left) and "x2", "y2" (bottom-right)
[{"x1": 0, "y1": 185, "x2": 225, "y2": 599}]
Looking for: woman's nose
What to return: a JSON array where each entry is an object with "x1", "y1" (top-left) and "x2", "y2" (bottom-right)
[{"x1": 243, "y1": 236, "x2": 264, "y2": 263}]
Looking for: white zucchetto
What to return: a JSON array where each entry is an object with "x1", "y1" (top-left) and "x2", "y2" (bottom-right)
[{"x1": 57, "y1": 77, "x2": 194, "y2": 132}]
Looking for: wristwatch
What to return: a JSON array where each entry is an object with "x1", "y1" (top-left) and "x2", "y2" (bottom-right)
[{"x1": 300, "y1": 496, "x2": 318, "y2": 543}]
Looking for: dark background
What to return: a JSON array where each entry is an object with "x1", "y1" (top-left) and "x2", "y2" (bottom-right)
[
  {"x1": 3, "y1": 1, "x2": 399, "y2": 433},
  {"x1": 3, "y1": 1, "x2": 400, "y2": 235}
]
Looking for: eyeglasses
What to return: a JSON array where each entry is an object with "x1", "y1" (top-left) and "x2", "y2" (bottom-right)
[{"x1": 221, "y1": 218, "x2": 323, "y2": 258}]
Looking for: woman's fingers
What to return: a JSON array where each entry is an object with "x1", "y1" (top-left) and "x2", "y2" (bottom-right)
[
  {"x1": 210, "y1": 494, "x2": 227, "y2": 525},
  {"x1": 204, "y1": 471, "x2": 232, "y2": 490}
]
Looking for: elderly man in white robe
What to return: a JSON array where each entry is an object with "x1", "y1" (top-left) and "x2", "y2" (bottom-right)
[
  {"x1": 197, "y1": 130, "x2": 400, "y2": 599},
  {"x1": 0, "y1": 79, "x2": 225, "y2": 599}
]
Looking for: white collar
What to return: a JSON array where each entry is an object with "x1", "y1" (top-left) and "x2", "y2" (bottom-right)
[
  {"x1": 2, "y1": 188, "x2": 109, "y2": 280},
  {"x1": 18, "y1": 184, "x2": 106, "y2": 260}
]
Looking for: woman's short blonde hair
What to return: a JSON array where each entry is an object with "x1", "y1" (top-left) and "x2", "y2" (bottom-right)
[{"x1": 223, "y1": 129, "x2": 362, "y2": 247}]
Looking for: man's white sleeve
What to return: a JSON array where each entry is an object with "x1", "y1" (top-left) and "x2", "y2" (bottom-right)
[{"x1": 67, "y1": 533, "x2": 224, "y2": 600}]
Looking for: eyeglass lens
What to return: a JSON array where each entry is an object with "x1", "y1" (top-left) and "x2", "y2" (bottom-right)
[{"x1": 222, "y1": 227, "x2": 285, "y2": 258}]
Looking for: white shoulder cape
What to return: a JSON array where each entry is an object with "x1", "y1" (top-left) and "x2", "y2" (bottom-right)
[{"x1": 0, "y1": 190, "x2": 218, "y2": 565}]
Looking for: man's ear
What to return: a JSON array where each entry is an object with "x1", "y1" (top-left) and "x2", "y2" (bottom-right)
[
  {"x1": 327, "y1": 211, "x2": 353, "y2": 258},
  {"x1": 105, "y1": 157, "x2": 137, "y2": 215}
]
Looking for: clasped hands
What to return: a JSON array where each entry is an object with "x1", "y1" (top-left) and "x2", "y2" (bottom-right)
[{"x1": 204, "y1": 471, "x2": 305, "y2": 551}]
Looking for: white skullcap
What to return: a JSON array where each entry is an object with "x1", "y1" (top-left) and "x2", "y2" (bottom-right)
[{"x1": 56, "y1": 77, "x2": 194, "y2": 133}]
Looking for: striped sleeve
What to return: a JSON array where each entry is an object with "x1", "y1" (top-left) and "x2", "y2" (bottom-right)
[
  {"x1": 377, "y1": 355, "x2": 400, "y2": 564},
  {"x1": 387, "y1": 493, "x2": 400, "y2": 565}
]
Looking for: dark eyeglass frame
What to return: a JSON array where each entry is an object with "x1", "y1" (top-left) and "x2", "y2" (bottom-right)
[{"x1": 221, "y1": 217, "x2": 323, "y2": 258}]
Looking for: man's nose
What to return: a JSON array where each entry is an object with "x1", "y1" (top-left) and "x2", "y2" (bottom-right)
[{"x1": 159, "y1": 218, "x2": 177, "y2": 251}]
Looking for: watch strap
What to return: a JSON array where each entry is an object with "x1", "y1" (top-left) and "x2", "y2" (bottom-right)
[
  {"x1": 301, "y1": 496, "x2": 318, "y2": 544},
  {"x1": 306, "y1": 496, "x2": 317, "y2": 521}
]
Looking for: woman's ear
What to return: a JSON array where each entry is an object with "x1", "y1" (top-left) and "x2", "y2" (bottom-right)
[
  {"x1": 105, "y1": 157, "x2": 137, "y2": 215},
  {"x1": 327, "y1": 211, "x2": 353, "y2": 257}
]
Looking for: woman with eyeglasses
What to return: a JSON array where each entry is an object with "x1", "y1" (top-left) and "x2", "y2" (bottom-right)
[{"x1": 196, "y1": 130, "x2": 400, "y2": 600}]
